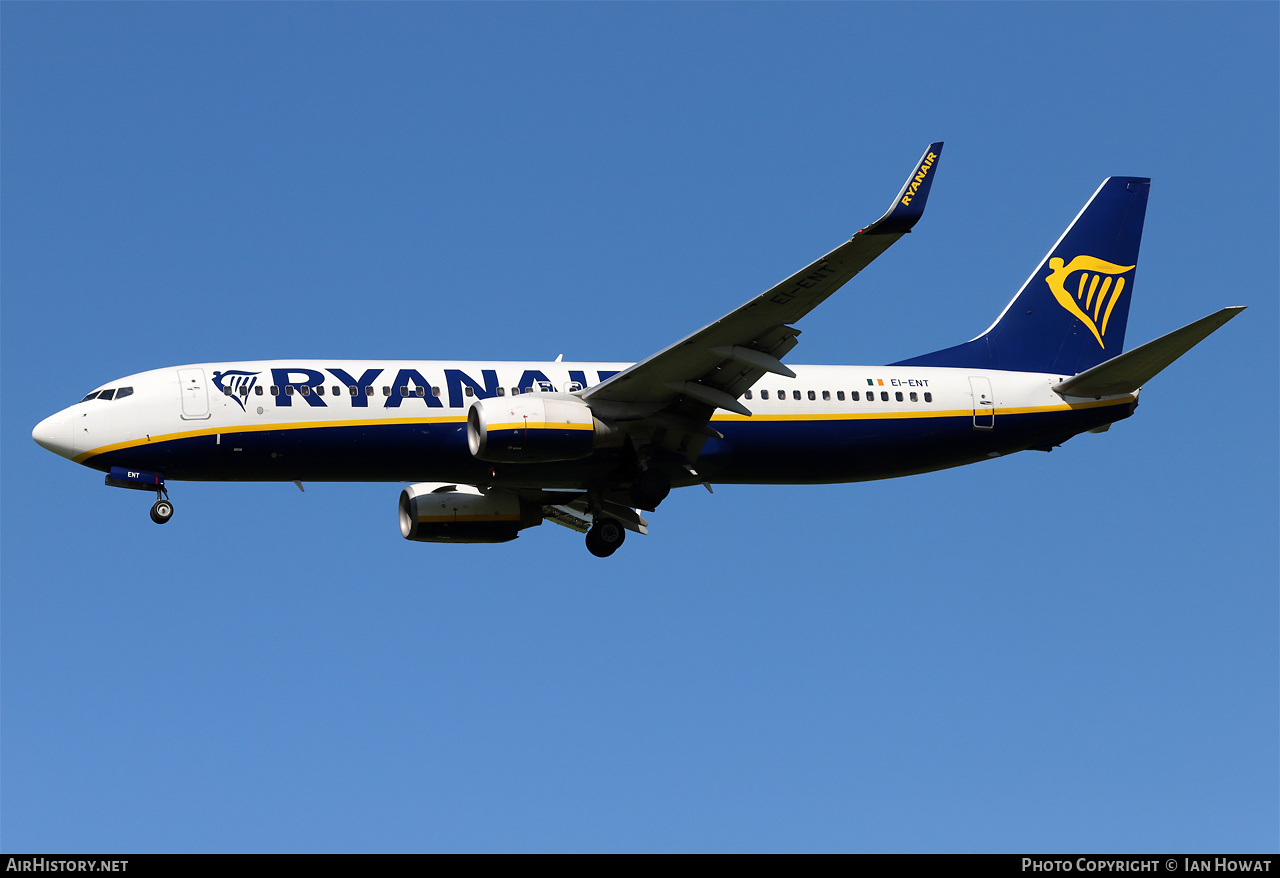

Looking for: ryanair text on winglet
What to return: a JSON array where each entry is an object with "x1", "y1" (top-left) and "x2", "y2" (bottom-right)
[{"x1": 900, "y1": 152, "x2": 937, "y2": 206}]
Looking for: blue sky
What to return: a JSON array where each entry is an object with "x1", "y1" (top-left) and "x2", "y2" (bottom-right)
[{"x1": 3, "y1": 3, "x2": 1276, "y2": 852}]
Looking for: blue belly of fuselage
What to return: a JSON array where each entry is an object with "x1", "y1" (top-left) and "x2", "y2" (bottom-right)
[{"x1": 81, "y1": 400, "x2": 1135, "y2": 488}]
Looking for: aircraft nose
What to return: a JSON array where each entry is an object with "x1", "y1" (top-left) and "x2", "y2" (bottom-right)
[{"x1": 32, "y1": 410, "x2": 75, "y2": 459}]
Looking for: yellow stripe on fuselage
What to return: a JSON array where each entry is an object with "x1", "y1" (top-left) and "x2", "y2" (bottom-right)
[{"x1": 74, "y1": 397, "x2": 1132, "y2": 464}]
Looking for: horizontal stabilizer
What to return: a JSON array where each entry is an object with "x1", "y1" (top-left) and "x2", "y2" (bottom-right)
[{"x1": 1055, "y1": 306, "x2": 1244, "y2": 398}]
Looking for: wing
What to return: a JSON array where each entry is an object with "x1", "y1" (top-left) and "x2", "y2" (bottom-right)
[{"x1": 582, "y1": 143, "x2": 944, "y2": 431}]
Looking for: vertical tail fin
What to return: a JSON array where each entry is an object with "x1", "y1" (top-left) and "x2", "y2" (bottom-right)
[{"x1": 894, "y1": 176, "x2": 1150, "y2": 375}]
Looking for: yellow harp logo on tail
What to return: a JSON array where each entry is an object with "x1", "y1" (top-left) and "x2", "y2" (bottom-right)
[{"x1": 1045, "y1": 255, "x2": 1135, "y2": 348}]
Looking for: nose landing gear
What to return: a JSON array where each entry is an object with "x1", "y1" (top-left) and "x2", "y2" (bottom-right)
[
  {"x1": 104, "y1": 467, "x2": 173, "y2": 524},
  {"x1": 150, "y1": 496, "x2": 174, "y2": 524}
]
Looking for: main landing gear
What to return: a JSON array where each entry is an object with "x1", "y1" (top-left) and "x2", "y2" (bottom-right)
[
  {"x1": 630, "y1": 468, "x2": 670, "y2": 512},
  {"x1": 585, "y1": 517, "x2": 625, "y2": 558}
]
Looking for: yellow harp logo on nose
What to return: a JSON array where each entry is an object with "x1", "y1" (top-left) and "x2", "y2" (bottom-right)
[{"x1": 1045, "y1": 255, "x2": 1135, "y2": 348}]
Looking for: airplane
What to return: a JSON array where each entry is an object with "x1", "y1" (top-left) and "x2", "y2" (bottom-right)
[{"x1": 31, "y1": 143, "x2": 1244, "y2": 557}]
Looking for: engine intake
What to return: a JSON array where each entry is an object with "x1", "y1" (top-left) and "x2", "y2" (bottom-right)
[
  {"x1": 467, "y1": 394, "x2": 607, "y2": 463},
  {"x1": 399, "y1": 483, "x2": 542, "y2": 543}
]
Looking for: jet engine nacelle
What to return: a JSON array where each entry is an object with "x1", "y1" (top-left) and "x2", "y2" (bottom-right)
[
  {"x1": 399, "y1": 483, "x2": 542, "y2": 543},
  {"x1": 467, "y1": 393, "x2": 607, "y2": 463}
]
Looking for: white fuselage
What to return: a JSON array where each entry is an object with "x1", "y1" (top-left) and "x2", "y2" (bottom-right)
[{"x1": 33, "y1": 359, "x2": 1137, "y2": 488}]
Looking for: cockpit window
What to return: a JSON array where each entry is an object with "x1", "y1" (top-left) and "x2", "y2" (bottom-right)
[{"x1": 75, "y1": 385, "x2": 135, "y2": 402}]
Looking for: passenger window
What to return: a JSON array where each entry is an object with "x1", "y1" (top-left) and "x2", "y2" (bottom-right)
[
  {"x1": 315, "y1": 386, "x2": 324, "y2": 396},
  {"x1": 793, "y1": 390, "x2": 801, "y2": 400},
  {"x1": 382, "y1": 387, "x2": 390, "y2": 396},
  {"x1": 761, "y1": 390, "x2": 769, "y2": 400},
  {"x1": 255, "y1": 386, "x2": 264, "y2": 396},
  {"x1": 910, "y1": 392, "x2": 918, "y2": 402},
  {"x1": 332, "y1": 386, "x2": 340, "y2": 396},
  {"x1": 80, "y1": 391, "x2": 100, "y2": 402},
  {"x1": 465, "y1": 386, "x2": 474, "y2": 397},
  {"x1": 496, "y1": 387, "x2": 505, "y2": 397},
  {"x1": 432, "y1": 386, "x2": 441, "y2": 397},
  {"x1": 744, "y1": 390, "x2": 753, "y2": 400},
  {"x1": 99, "y1": 388, "x2": 117, "y2": 400},
  {"x1": 270, "y1": 385, "x2": 280, "y2": 395},
  {"x1": 808, "y1": 390, "x2": 816, "y2": 400},
  {"x1": 777, "y1": 390, "x2": 785, "y2": 400},
  {"x1": 286, "y1": 386, "x2": 295, "y2": 396},
  {"x1": 881, "y1": 391, "x2": 889, "y2": 401},
  {"x1": 416, "y1": 386, "x2": 425, "y2": 397},
  {"x1": 349, "y1": 386, "x2": 358, "y2": 396},
  {"x1": 399, "y1": 386, "x2": 408, "y2": 397},
  {"x1": 116, "y1": 387, "x2": 134, "y2": 399},
  {"x1": 221, "y1": 386, "x2": 232, "y2": 396},
  {"x1": 895, "y1": 392, "x2": 903, "y2": 402},
  {"x1": 822, "y1": 391, "x2": 830, "y2": 401},
  {"x1": 837, "y1": 391, "x2": 845, "y2": 401},
  {"x1": 300, "y1": 385, "x2": 310, "y2": 396},
  {"x1": 924, "y1": 392, "x2": 932, "y2": 403},
  {"x1": 512, "y1": 388, "x2": 520, "y2": 395},
  {"x1": 366, "y1": 386, "x2": 374, "y2": 396}
]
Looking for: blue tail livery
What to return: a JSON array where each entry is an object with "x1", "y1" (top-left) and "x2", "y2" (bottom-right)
[
  {"x1": 31, "y1": 148, "x2": 1242, "y2": 557},
  {"x1": 894, "y1": 176, "x2": 1150, "y2": 375}
]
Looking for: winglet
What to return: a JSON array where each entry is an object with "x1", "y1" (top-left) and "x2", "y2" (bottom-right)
[{"x1": 864, "y1": 141, "x2": 944, "y2": 235}]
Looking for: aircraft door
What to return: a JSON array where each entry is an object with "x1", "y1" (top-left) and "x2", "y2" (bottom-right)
[
  {"x1": 969, "y1": 376, "x2": 995, "y2": 430},
  {"x1": 178, "y1": 368, "x2": 211, "y2": 420}
]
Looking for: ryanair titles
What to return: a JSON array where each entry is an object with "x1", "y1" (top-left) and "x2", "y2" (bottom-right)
[
  {"x1": 211, "y1": 367, "x2": 621, "y2": 411},
  {"x1": 899, "y1": 151, "x2": 937, "y2": 206}
]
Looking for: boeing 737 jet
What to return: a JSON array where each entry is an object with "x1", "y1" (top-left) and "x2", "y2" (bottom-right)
[{"x1": 32, "y1": 144, "x2": 1243, "y2": 556}]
